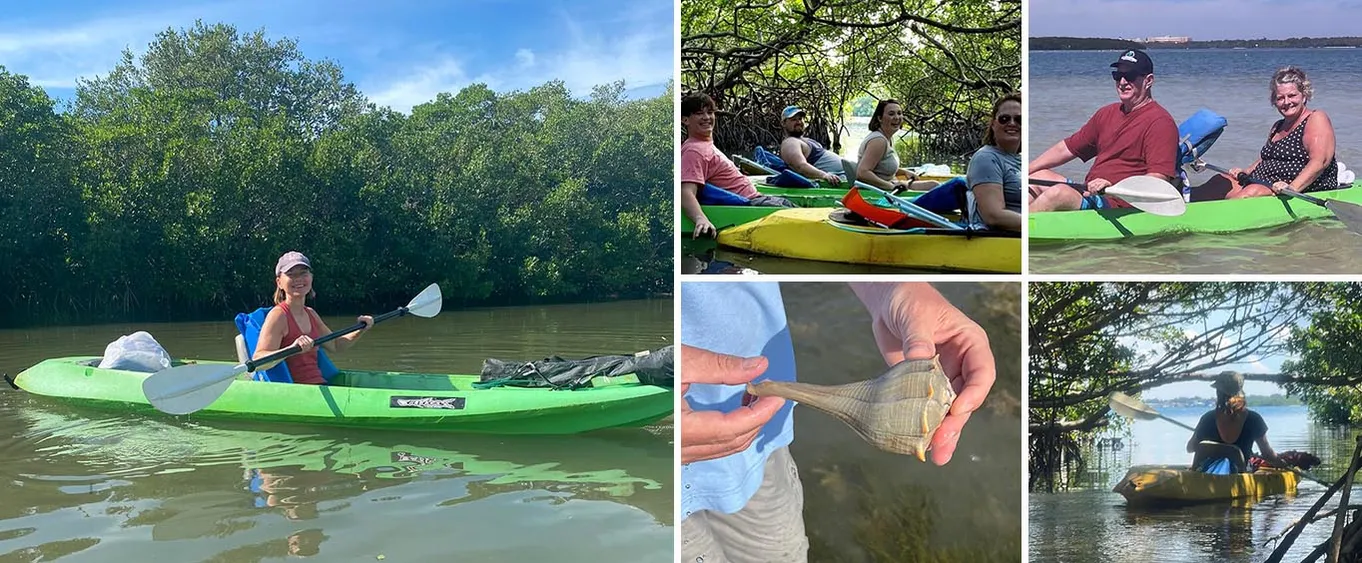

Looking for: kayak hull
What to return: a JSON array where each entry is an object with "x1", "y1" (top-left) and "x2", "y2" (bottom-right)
[
  {"x1": 1029, "y1": 186, "x2": 1362, "y2": 241},
  {"x1": 715, "y1": 207, "x2": 1021, "y2": 273},
  {"x1": 679, "y1": 184, "x2": 944, "y2": 233},
  {"x1": 14, "y1": 357, "x2": 674, "y2": 435},
  {"x1": 1113, "y1": 464, "x2": 1299, "y2": 506}
]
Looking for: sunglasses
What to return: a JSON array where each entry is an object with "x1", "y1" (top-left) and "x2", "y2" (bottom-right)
[
  {"x1": 1111, "y1": 70, "x2": 1148, "y2": 83},
  {"x1": 996, "y1": 114, "x2": 1021, "y2": 125}
]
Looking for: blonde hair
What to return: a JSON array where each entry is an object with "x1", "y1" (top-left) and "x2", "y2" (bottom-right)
[
  {"x1": 1271, "y1": 66, "x2": 1313, "y2": 104},
  {"x1": 1217, "y1": 392, "x2": 1246, "y2": 415}
]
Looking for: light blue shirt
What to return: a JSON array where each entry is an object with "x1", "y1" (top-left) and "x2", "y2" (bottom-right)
[{"x1": 680, "y1": 282, "x2": 796, "y2": 519}]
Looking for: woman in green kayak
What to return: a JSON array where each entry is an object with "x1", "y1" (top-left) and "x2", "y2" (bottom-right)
[
  {"x1": 252, "y1": 251, "x2": 374, "y2": 384},
  {"x1": 1186, "y1": 371, "x2": 1287, "y2": 473},
  {"x1": 1213, "y1": 66, "x2": 1338, "y2": 199}
]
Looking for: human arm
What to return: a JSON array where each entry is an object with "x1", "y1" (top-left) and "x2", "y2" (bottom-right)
[
  {"x1": 681, "y1": 183, "x2": 716, "y2": 238},
  {"x1": 1277, "y1": 111, "x2": 1336, "y2": 192},
  {"x1": 967, "y1": 152, "x2": 1021, "y2": 231},
  {"x1": 252, "y1": 307, "x2": 304, "y2": 370},
  {"x1": 781, "y1": 137, "x2": 840, "y2": 185},
  {"x1": 847, "y1": 282, "x2": 996, "y2": 465},
  {"x1": 316, "y1": 313, "x2": 373, "y2": 354},
  {"x1": 1028, "y1": 140, "x2": 1078, "y2": 175},
  {"x1": 973, "y1": 184, "x2": 1022, "y2": 231},
  {"x1": 679, "y1": 345, "x2": 787, "y2": 464}
]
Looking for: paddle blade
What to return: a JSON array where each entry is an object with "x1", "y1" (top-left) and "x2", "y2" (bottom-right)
[
  {"x1": 1109, "y1": 392, "x2": 1160, "y2": 421},
  {"x1": 1105, "y1": 176, "x2": 1187, "y2": 216},
  {"x1": 1325, "y1": 200, "x2": 1362, "y2": 235},
  {"x1": 406, "y1": 283, "x2": 442, "y2": 318},
  {"x1": 142, "y1": 363, "x2": 247, "y2": 415}
]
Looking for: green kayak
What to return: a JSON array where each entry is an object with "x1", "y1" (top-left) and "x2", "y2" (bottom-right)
[
  {"x1": 13, "y1": 357, "x2": 674, "y2": 435},
  {"x1": 680, "y1": 186, "x2": 939, "y2": 233},
  {"x1": 1030, "y1": 186, "x2": 1362, "y2": 241}
]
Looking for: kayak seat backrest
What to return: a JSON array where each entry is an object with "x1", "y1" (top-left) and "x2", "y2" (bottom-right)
[
  {"x1": 699, "y1": 184, "x2": 751, "y2": 206},
  {"x1": 764, "y1": 168, "x2": 817, "y2": 188},
  {"x1": 754, "y1": 145, "x2": 787, "y2": 171},
  {"x1": 233, "y1": 306, "x2": 339, "y2": 383},
  {"x1": 1177, "y1": 109, "x2": 1228, "y2": 185}
]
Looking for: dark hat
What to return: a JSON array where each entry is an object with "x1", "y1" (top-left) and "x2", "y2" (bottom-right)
[
  {"x1": 1211, "y1": 371, "x2": 1245, "y2": 397},
  {"x1": 1110, "y1": 49, "x2": 1154, "y2": 76}
]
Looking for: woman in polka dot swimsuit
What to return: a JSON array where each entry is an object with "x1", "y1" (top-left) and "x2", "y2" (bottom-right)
[{"x1": 1224, "y1": 66, "x2": 1338, "y2": 199}]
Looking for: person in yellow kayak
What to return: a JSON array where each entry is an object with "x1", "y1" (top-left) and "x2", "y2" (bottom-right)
[
  {"x1": 1197, "y1": 66, "x2": 1339, "y2": 199},
  {"x1": 965, "y1": 93, "x2": 1022, "y2": 232},
  {"x1": 680, "y1": 92, "x2": 796, "y2": 239},
  {"x1": 777, "y1": 105, "x2": 843, "y2": 185},
  {"x1": 252, "y1": 251, "x2": 373, "y2": 384},
  {"x1": 1186, "y1": 371, "x2": 1287, "y2": 473},
  {"x1": 851, "y1": 99, "x2": 939, "y2": 194}
]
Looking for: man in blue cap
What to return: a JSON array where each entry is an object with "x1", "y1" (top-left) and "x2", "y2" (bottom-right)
[{"x1": 778, "y1": 105, "x2": 844, "y2": 185}]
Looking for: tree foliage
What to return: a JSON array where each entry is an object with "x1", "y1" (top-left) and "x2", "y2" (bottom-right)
[
  {"x1": 0, "y1": 23, "x2": 672, "y2": 327},
  {"x1": 681, "y1": 0, "x2": 1019, "y2": 165},
  {"x1": 1028, "y1": 282, "x2": 1313, "y2": 492},
  {"x1": 1284, "y1": 284, "x2": 1362, "y2": 425}
]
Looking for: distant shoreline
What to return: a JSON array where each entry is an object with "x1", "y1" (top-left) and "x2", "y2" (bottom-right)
[{"x1": 1031, "y1": 36, "x2": 1362, "y2": 51}]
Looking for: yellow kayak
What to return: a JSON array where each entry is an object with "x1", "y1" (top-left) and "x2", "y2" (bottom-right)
[
  {"x1": 715, "y1": 207, "x2": 1021, "y2": 273},
  {"x1": 1113, "y1": 465, "x2": 1299, "y2": 506}
]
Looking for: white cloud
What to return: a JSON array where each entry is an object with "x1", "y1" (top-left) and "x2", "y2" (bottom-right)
[
  {"x1": 366, "y1": 57, "x2": 500, "y2": 113},
  {"x1": 515, "y1": 48, "x2": 535, "y2": 68}
]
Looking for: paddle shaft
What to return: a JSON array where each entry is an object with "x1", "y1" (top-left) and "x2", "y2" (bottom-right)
[
  {"x1": 1199, "y1": 162, "x2": 1331, "y2": 207},
  {"x1": 245, "y1": 306, "x2": 407, "y2": 372},
  {"x1": 1028, "y1": 177, "x2": 1088, "y2": 190}
]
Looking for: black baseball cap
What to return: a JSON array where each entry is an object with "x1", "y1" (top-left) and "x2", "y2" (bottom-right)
[{"x1": 1110, "y1": 49, "x2": 1154, "y2": 76}]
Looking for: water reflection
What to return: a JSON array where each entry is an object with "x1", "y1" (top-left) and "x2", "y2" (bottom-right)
[{"x1": 0, "y1": 393, "x2": 672, "y2": 562}]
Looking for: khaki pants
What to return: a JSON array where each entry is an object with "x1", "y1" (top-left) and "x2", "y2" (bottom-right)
[{"x1": 681, "y1": 446, "x2": 809, "y2": 563}]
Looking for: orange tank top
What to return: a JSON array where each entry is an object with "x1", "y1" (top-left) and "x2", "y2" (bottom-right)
[{"x1": 277, "y1": 302, "x2": 325, "y2": 385}]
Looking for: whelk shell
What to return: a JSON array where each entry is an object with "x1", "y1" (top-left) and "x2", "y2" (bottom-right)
[{"x1": 746, "y1": 356, "x2": 956, "y2": 461}]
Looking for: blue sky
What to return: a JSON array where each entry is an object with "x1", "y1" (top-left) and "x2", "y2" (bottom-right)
[
  {"x1": 1, "y1": 0, "x2": 674, "y2": 112},
  {"x1": 1129, "y1": 307, "x2": 1297, "y2": 401},
  {"x1": 1029, "y1": 0, "x2": 1358, "y2": 40}
]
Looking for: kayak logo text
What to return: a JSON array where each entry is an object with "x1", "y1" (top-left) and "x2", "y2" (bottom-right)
[{"x1": 389, "y1": 396, "x2": 467, "y2": 410}]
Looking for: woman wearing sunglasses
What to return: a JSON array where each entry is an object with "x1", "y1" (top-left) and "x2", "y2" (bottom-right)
[{"x1": 965, "y1": 93, "x2": 1022, "y2": 231}]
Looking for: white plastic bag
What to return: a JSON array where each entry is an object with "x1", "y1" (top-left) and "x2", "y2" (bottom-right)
[{"x1": 98, "y1": 331, "x2": 173, "y2": 372}]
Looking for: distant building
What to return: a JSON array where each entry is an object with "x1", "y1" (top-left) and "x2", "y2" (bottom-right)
[{"x1": 1141, "y1": 36, "x2": 1191, "y2": 44}]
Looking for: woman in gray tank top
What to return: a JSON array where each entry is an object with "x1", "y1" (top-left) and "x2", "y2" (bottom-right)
[{"x1": 853, "y1": 100, "x2": 939, "y2": 193}]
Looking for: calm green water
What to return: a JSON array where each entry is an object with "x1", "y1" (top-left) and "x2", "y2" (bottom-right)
[
  {"x1": 0, "y1": 299, "x2": 674, "y2": 562},
  {"x1": 776, "y1": 283, "x2": 1022, "y2": 562},
  {"x1": 1030, "y1": 405, "x2": 1356, "y2": 563}
]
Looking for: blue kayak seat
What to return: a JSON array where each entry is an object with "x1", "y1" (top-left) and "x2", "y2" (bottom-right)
[
  {"x1": 698, "y1": 183, "x2": 751, "y2": 206},
  {"x1": 764, "y1": 168, "x2": 818, "y2": 188},
  {"x1": 234, "y1": 306, "x2": 339, "y2": 383},
  {"x1": 754, "y1": 145, "x2": 788, "y2": 172},
  {"x1": 1176, "y1": 109, "x2": 1229, "y2": 186}
]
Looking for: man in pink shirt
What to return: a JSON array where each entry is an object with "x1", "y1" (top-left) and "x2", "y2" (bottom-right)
[
  {"x1": 1029, "y1": 50, "x2": 1179, "y2": 212},
  {"x1": 681, "y1": 93, "x2": 794, "y2": 238}
]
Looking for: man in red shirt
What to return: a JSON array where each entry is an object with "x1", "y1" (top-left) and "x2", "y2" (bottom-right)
[
  {"x1": 681, "y1": 93, "x2": 794, "y2": 238},
  {"x1": 1029, "y1": 50, "x2": 1179, "y2": 211}
]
